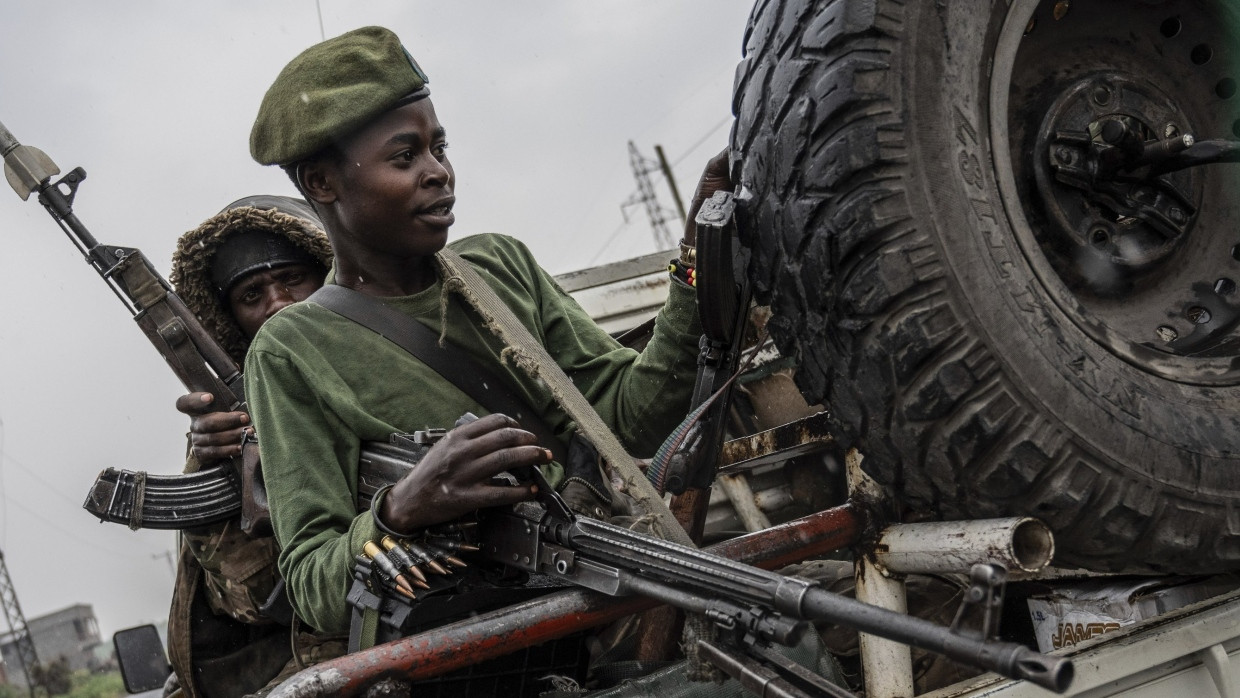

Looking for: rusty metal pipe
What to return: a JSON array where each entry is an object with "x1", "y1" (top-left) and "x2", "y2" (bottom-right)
[
  {"x1": 875, "y1": 517, "x2": 1055, "y2": 575},
  {"x1": 269, "y1": 503, "x2": 865, "y2": 698}
]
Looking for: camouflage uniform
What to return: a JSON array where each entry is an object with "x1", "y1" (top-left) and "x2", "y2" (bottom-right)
[{"x1": 165, "y1": 196, "x2": 341, "y2": 698}]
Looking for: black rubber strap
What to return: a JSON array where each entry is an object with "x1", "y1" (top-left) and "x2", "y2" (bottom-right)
[{"x1": 309, "y1": 284, "x2": 567, "y2": 464}]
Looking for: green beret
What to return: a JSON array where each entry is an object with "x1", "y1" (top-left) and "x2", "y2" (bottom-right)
[{"x1": 250, "y1": 26, "x2": 430, "y2": 166}]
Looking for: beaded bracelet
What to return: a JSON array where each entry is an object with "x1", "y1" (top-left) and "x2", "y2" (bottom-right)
[
  {"x1": 668, "y1": 258, "x2": 697, "y2": 288},
  {"x1": 678, "y1": 239, "x2": 697, "y2": 266},
  {"x1": 370, "y1": 484, "x2": 416, "y2": 538}
]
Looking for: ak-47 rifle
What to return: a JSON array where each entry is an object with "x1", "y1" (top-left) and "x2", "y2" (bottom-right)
[
  {"x1": 0, "y1": 119, "x2": 259, "y2": 530},
  {"x1": 0, "y1": 119, "x2": 427, "y2": 533}
]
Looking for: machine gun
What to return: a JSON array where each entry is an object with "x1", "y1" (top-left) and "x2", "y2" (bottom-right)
[
  {"x1": 323, "y1": 463, "x2": 1074, "y2": 697},
  {"x1": 492, "y1": 472, "x2": 1071, "y2": 695}
]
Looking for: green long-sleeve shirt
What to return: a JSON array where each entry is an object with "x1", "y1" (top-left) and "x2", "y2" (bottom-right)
[{"x1": 245, "y1": 233, "x2": 701, "y2": 633}]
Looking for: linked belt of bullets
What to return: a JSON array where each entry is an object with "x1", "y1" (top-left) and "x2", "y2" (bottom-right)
[{"x1": 353, "y1": 521, "x2": 481, "y2": 603}]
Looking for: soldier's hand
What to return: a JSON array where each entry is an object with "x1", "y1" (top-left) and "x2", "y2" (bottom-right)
[
  {"x1": 684, "y1": 148, "x2": 732, "y2": 247},
  {"x1": 175, "y1": 391, "x2": 251, "y2": 463},
  {"x1": 381, "y1": 413, "x2": 549, "y2": 533}
]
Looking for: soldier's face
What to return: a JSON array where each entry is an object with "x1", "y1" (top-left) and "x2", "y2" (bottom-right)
[
  {"x1": 227, "y1": 262, "x2": 325, "y2": 339},
  {"x1": 325, "y1": 99, "x2": 456, "y2": 264}
]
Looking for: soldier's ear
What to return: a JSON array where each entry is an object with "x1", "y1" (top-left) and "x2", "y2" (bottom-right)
[{"x1": 298, "y1": 159, "x2": 337, "y2": 206}]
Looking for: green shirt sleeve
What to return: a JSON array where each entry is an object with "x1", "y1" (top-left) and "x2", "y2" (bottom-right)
[
  {"x1": 245, "y1": 345, "x2": 380, "y2": 633},
  {"x1": 476, "y1": 238, "x2": 701, "y2": 456}
]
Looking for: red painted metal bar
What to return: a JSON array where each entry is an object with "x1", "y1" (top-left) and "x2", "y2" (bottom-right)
[{"x1": 269, "y1": 502, "x2": 865, "y2": 698}]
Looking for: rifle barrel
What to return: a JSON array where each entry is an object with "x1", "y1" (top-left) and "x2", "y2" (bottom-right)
[{"x1": 0, "y1": 120, "x2": 20, "y2": 155}]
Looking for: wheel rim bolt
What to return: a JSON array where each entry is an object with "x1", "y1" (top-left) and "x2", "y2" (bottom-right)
[{"x1": 1156, "y1": 326, "x2": 1179, "y2": 343}]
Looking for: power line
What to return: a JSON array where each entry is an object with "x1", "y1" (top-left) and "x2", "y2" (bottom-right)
[
  {"x1": 4, "y1": 497, "x2": 151, "y2": 561},
  {"x1": 0, "y1": 449, "x2": 158, "y2": 560},
  {"x1": 0, "y1": 452, "x2": 86, "y2": 510},
  {"x1": 587, "y1": 219, "x2": 636, "y2": 267},
  {"x1": 631, "y1": 63, "x2": 737, "y2": 148},
  {"x1": 670, "y1": 115, "x2": 733, "y2": 168}
]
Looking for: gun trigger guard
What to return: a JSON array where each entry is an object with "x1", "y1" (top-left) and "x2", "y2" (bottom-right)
[{"x1": 949, "y1": 563, "x2": 1007, "y2": 641}]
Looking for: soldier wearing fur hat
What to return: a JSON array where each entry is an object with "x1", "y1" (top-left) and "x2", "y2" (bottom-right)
[
  {"x1": 243, "y1": 25, "x2": 730, "y2": 690},
  {"x1": 163, "y1": 195, "x2": 343, "y2": 698}
]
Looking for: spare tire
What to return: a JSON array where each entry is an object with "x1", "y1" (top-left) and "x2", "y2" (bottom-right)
[{"x1": 731, "y1": 0, "x2": 1240, "y2": 572}]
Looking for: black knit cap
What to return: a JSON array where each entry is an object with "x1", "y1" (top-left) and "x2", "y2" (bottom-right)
[
  {"x1": 170, "y1": 195, "x2": 334, "y2": 363},
  {"x1": 210, "y1": 230, "x2": 323, "y2": 299}
]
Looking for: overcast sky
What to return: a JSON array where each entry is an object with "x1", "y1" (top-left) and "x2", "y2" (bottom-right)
[{"x1": 0, "y1": 1, "x2": 753, "y2": 641}]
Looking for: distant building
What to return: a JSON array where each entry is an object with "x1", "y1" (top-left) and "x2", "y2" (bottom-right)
[{"x1": 0, "y1": 604, "x2": 103, "y2": 688}]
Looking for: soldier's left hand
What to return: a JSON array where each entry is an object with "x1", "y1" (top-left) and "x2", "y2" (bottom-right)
[
  {"x1": 176, "y1": 391, "x2": 251, "y2": 464},
  {"x1": 684, "y1": 148, "x2": 732, "y2": 247}
]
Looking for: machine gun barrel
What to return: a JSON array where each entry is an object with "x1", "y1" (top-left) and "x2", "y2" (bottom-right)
[{"x1": 481, "y1": 506, "x2": 1073, "y2": 692}]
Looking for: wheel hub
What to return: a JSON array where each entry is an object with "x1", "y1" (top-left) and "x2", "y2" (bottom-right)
[
  {"x1": 1000, "y1": 0, "x2": 1240, "y2": 378},
  {"x1": 1034, "y1": 73, "x2": 1200, "y2": 279}
]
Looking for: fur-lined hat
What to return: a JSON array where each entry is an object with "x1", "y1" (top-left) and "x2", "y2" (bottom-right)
[{"x1": 170, "y1": 195, "x2": 333, "y2": 363}]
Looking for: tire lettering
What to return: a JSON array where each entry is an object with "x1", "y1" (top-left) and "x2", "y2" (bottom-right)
[
  {"x1": 970, "y1": 196, "x2": 997, "y2": 223},
  {"x1": 953, "y1": 104, "x2": 978, "y2": 147},
  {"x1": 959, "y1": 152, "x2": 984, "y2": 188},
  {"x1": 1066, "y1": 352, "x2": 1143, "y2": 419},
  {"x1": 1011, "y1": 285, "x2": 1038, "y2": 315}
]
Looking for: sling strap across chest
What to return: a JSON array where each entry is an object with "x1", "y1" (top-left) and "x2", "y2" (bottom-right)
[{"x1": 308, "y1": 283, "x2": 567, "y2": 465}]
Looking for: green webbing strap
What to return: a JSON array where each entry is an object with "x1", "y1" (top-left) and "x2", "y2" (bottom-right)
[
  {"x1": 359, "y1": 607, "x2": 379, "y2": 651},
  {"x1": 435, "y1": 249, "x2": 693, "y2": 549},
  {"x1": 439, "y1": 250, "x2": 718, "y2": 679}
]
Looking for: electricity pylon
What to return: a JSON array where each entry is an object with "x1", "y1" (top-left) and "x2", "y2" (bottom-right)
[
  {"x1": 0, "y1": 548, "x2": 42, "y2": 697},
  {"x1": 621, "y1": 141, "x2": 686, "y2": 250}
]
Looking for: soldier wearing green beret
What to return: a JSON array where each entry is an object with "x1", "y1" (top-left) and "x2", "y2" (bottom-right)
[{"x1": 244, "y1": 25, "x2": 730, "y2": 690}]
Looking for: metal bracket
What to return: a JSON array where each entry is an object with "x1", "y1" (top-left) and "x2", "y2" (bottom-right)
[{"x1": 950, "y1": 563, "x2": 1008, "y2": 641}]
